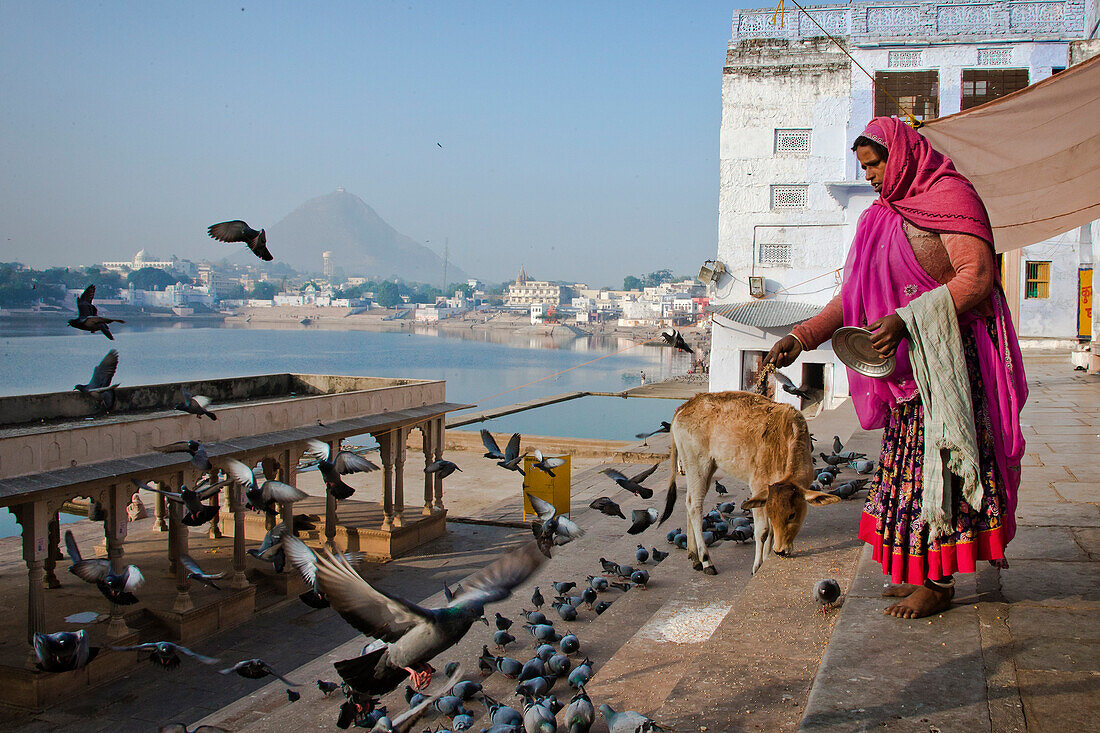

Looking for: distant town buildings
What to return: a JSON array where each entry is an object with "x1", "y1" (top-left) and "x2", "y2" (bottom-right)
[
  {"x1": 504, "y1": 267, "x2": 566, "y2": 306},
  {"x1": 102, "y1": 249, "x2": 196, "y2": 278},
  {"x1": 322, "y1": 250, "x2": 334, "y2": 278},
  {"x1": 709, "y1": 0, "x2": 1098, "y2": 408}
]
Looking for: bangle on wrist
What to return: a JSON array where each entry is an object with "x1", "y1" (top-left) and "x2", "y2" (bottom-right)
[{"x1": 789, "y1": 332, "x2": 806, "y2": 350}]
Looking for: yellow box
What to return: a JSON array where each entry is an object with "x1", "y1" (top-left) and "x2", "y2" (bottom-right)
[{"x1": 522, "y1": 454, "x2": 570, "y2": 520}]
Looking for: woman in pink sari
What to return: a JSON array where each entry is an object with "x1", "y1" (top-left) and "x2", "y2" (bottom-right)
[{"x1": 765, "y1": 117, "x2": 1028, "y2": 619}]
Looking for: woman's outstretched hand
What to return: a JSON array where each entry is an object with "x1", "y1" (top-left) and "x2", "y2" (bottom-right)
[
  {"x1": 868, "y1": 313, "x2": 908, "y2": 358},
  {"x1": 764, "y1": 334, "x2": 803, "y2": 368}
]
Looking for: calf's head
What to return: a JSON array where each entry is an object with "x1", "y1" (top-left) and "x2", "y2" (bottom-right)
[{"x1": 741, "y1": 481, "x2": 840, "y2": 556}]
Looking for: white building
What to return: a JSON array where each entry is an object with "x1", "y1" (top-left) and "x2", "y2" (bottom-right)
[
  {"x1": 710, "y1": 0, "x2": 1096, "y2": 409},
  {"x1": 103, "y1": 250, "x2": 197, "y2": 278},
  {"x1": 505, "y1": 267, "x2": 565, "y2": 306},
  {"x1": 121, "y1": 282, "x2": 214, "y2": 309}
]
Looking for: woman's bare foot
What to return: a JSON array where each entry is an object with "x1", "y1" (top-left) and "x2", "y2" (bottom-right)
[
  {"x1": 884, "y1": 584, "x2": 953, "y2": 619},
  {"x1": 881, "y1": 583, "x2": 921, "y2": 598}
]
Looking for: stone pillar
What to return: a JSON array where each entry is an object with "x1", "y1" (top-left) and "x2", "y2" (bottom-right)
[
  {"x1": 207, "y1": 489, "x2": 223, "y2": 539},
  {"x1": 17, "y1": 501, "x2": 49, "y2": 648},
  {"x1": 432, "y1": 416, "x2": 446, "y2": 512},
  {"x1": 379, "y1": 431, "x2": 394, "y2": 530},
  {"x1": 43, "y1": 513, "x2": 62, "y2": 589},
  {"x1": 104, "y1": 484, "x2": 133, "y2": 639},
  {"x1": 393, "y1": 427, "x2": 407, "y2": 528},
  {"x1": 228, "y1": 484, "x2": 249, "y2": 590},
  {"x1": 421, "y1": 423, "x2": 434, "y2": 516},
  {"x1": 169, "y1": 499, "x2": 193, "y2": 613},
  {"x1": 153, "y1": 490, "x2": 167, "y2": 531}
]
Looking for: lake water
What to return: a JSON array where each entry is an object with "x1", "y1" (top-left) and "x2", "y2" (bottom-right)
[{"x1": 0, "y1": 320, "x2": 692, "y2": 536}]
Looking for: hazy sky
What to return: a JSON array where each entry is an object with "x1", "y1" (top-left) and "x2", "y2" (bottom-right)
[{"x1": 1, "y1": 1, "x2": 781, "y2": 287}]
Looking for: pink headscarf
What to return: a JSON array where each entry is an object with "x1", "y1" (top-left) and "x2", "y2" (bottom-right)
[
  {"x1": 860, "y1": 117, "x2": 994, "y2": 245},
  {"x1": 845, "y1": 117, "x2": 1028, "y2": 543}
]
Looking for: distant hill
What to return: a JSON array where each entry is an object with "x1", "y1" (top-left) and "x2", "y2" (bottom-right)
[{"x1": 263, "y1": 189, "x2": 466, "y2": 284}]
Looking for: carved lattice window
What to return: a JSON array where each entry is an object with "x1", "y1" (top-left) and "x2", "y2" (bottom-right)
[
  {"x1": 758, "y1": 243, "x2": 793, "y2": 266},
  {"x1": 771, "y1": 185, "x2": 808, "y2": 209},
  {"x1": 977, "y1": 47, "x2": 1013, "y2": 66},
  {"x1": 774, "y1": 129, "x2": 812, "y2": 155},
  {"x1": 888, "y1": 50, "x2": 923, "y2": 68}
]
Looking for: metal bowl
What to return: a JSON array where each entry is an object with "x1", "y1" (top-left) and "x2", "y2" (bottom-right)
[{"x1": 832, "y1": 326, "x2": 896, "y2": 378}]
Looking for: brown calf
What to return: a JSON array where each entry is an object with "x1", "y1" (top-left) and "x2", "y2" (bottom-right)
[{"x1": 659, "y1": 391, "x2": 838, "y2": 574}]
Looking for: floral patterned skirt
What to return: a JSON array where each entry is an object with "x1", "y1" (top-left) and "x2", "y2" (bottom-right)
[{"x1": 858, "y1": 326, "x2": 1008, "y2": 584}]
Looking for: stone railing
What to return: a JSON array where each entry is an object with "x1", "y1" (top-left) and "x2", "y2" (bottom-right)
[{"x1": 734, "y1": 0, "x2": 1085, "y2": 41}]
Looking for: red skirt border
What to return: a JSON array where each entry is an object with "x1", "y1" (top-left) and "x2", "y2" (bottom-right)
[{"x1": 858, "y1": 511, "x2": 1007, "y2": 584}]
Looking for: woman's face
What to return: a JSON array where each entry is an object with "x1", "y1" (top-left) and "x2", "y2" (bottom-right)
[{"x1": 856, "y1": 145, "x2": 887, "y2": 194}]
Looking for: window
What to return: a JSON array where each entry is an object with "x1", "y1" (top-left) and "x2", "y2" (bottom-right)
[
  {"x1": 874, "y1": 70, "x2": 939, "y2": 121},
  {"x1": 1025, "y1": 261, "x2": 1050, "y2": 299},
  {"x1": 775, "y1": 129, "x2": 811, "y2": 155},
  {"x1": 771, "y1": 185, "x2": 808, "y2": 209},
  {"x1": 758, "y1": 243, "x2": 792, "y2": 266},
  {"x1": 961, "y1": 69, "x2": 1029, "y2": 110},
  {"x1": 977, "y1": 47, "x2": 1012, "y2": 66}
]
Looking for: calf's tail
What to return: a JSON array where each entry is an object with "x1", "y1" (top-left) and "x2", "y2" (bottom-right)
[{"x1": 659, "y1": 430, "x2": 678, "y2": 525}]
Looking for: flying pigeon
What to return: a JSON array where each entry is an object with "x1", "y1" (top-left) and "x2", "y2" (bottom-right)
[
  {"x1": 246, "y1": 520, "x2": 296, "y2": 573},
  {"x1": 480, "y1": 430, "x2": 525, "y2": 474},
  {"x1": 220, "y1": 658, "x2": 298, "y2": 685},
  {"x1": 33, "y1": 630, "x2": 97, "y2": 673},
  {"x1": 307, "y1": 537, "x2": 545, "y2": 694},
  {"x1": 110, "y1": 641, "x2": 218, "y2": 669},
  {"x1": 660, "y1": 329, "x2": 694, "y2": 354},
  {"x1": 73, "y1": 349, "x2": 119, "y2": 412},
  {"x1": 589, "y1": 496, "x2": 626, "y2": 519},
  {"x1": 179, "y1": 554, "x2": 227, "y2": 589},
  {"x1": 207, "y1": 220, "x2": 273, "y2": 261},
  {"x1": 174, "y1": 388, "x2": 217, "y2": 420},
  {"x1": 527, "y1": 493, "x2": 584, "y2": 556},
  {"x1": 601, "y1": 464, "x2": 660, "y2": 500},
  {"x1": 425, "y1": 459, "x2": 461, "y2": 480},
  {"x1": 599, "y1": 704, "x2": 672, "y2": 732},
  {"x1": 635, "y1": 421, "x2": 672, "y2": 440},
  {"x1": 68, "y1": 285, "x2": 124, "y2": 339},
  {"x1": 221, "y1": 456, "x2": 308, "y2": 513},
  {"x1": 814, "y1": 578, "x2": 842, "y2": 611},
  {"x1": 304, "y1": 439, "x2": 379, "y2": 501},
  {"x1": 772, "y1": 369, "x2": 811, "y2": 399},
  {"x1": 532, "y1": 449, "x2": 565, "y2": 477},
  {"x1": 151, "y1": 439, "x2": 213, "y2": 471},
  {"x1": 283, "y1": 534, "x2": 365, "y2": 609},
  {"x1": 133, "y1": 478, "x2": 226, "y2": 527},
  {"x1": 65, "y1": 530, "x2": 143, "y2": 605},
  {"x1": 627, "y1": 508, "x2": 659, "y2": 535}
]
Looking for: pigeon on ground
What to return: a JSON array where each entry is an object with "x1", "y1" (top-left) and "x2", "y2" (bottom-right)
[
  {"x1": 552, "y1": 600, "x2": 578, "y2": 622},
  {"x1": 524, "y1": 623, "x2": 560, "y2": 643},
  {"x1": 530, "y1": 586, "x2": 545, "y2": 609},
  {"x1": 660, "y1": 329, "x2": 694, "y2": 354},
  {"x1": 627, "y1": 508, "x2": 659, "y2": 535},
  {"x1": 480, "y1": 430, "x2": 526, "y2": 474},
  {"x1": 493, "y1": 630, "x2": 516, "y2": 650},
  {"x1": 522, "y1": 694, "x2": 557, "y2": 733},
  {"x1": 816, "y1": 472, "x2": 835, "y2": 486},
  {"x1": 553, "y1": 581, "x2": 576, "y2": 594},
  {"x1": 357, "y1": 665, "x2": 464, "y2": 733},
  {"x1": 714, "y1": 480, "x2": 728, "y2": 495},
  {"x1": 482, "y1": 693, "x2": 524, "y2": 727},
  {"x1": 650, "y1": 548, "x2": 669, "y2": 563},
  {"x1": 174, "y1": 388, "x2": 217, "y2": 420},
  {"x1": 587, "y1": 575, "x2": 608, "y2": 592},
  {"x1": 601, "y1": 464, "x2": 659, "y2": 500},
  {"x1": 559, "y1": 634, "x2": 580, "y2": 655},
  {"x1": 68, "y1": 285, "x2": 124, "y2": 339},
  {"x1": 547, "y1": 653, "x2": 571, "y2": 677},
  {"x1": 425, "y1": 459, "x2": 461, "y2": 480},
  {"x1": 495, "y1": 612, "x2": 514, "y2": 631},
  {"x1": 635, "y1": 545, "x2": 650, "y2": 564},
  {"x1": 630, "y1": 569, "x2": 650, "y2": 589},
  {"x1": 521, "y1": 609, "x2": 547, "y2": 625},
  {"x1": 532, "y1": 450, "x2": 566, "y2": 477},
  {"x1": 814, "y1": 578, "x2": 842, "y2": 611},
  {"x1": 33, "y1": 630, "x2": 97, "y2": 672},
  {"x1": 568, "y1": 658, "x2": 593, "y2": 689},
  {"x1": 179, "y1": 555, "x2": 227, "y2": 589},
  {"x1": 849, "y1": 458, "x2": 877, "y2": 474},
  {"x1": 312, "y1": 539, "x2": 545, "y2": 694},
  {"x1": 819, "y1": 452, "x2": 848, "y2": 466},
  {"x1": 599, "y1": 704, "x2": 671, "y2": 732},
  {"x1": 207, "y1": 220, "x2": 273, "y2": 261},
  {"x1": 599, "y1": 558, "x2": 620, "y2": 575},
  {"x1": 318, "y1": 679, "x2": 340, "y2": 696},
  {"x1": 73, "y1": 349, "x2": 119, "y2": 411},
  {"x1": 594, "y1": 600, "x2": 612, "y2": 614},
  {"x1": 635, "y1": 421, "x2": 672, "y2": 440},
  {"x1": 562, "y1": 688, "x2": 595, "y2": 733},
  {"x1": 495, "y1": 655, "x2": 523, "y2": 678},
  {"x1": 610, "y1": 581, "x2": 632, "y2": 592},
  {"x1": 287, "y1": 689, "x2": 300, "y2": 702},
  {"x1": 450, "y1": 680, "x2": 482, "y2": 700},
  {"x1": 830, "y1": 479, "x2": 871, "y2": 500},
  {"x1": 832, "y1": 435, "x2": 844, "y2": 454},
  {"x1": 221, "y1": 456, "x2": 308, "y2": 513},
  {"x1": 65, "y1": 530, "x2": 144, "y2": 604},
  {"x1": 133, "y1": 477, "x2": 227, "y2": 526},
  {"x1": 527, "y1": 493, "x2": 584, "y2": 557},
  {"x1": 772, "y1": 370, "x2": 811, "y2": 399},
  {"x1": 110, "y1": 641, "x2": 218, "y2": 669},
  {"x1": 304, "y1": 439, "x2": 379, "y2": 501},
  {"x1": 519, "y1": 657, "x2": 547, "y2": 682},
  {"x1": 220, "y1": 658, "x2": 298, "y2": 686},
  {"x1": 589, "y1": 496, "x2": 625, "y2": 519},
  {"x1": 283, "y1": 535, "x2": 365, "y2": 609},
  {"x1": 615, "y1": 565, "x2": 635, "y2": 580}
]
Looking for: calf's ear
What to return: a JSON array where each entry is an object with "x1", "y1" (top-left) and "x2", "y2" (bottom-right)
[
  {"x1": 802, "y1": 488, "x2": 841, "y2": 506},
  {"x1": 741, "y1": 488, "x2": 769, "y2": 510}
]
